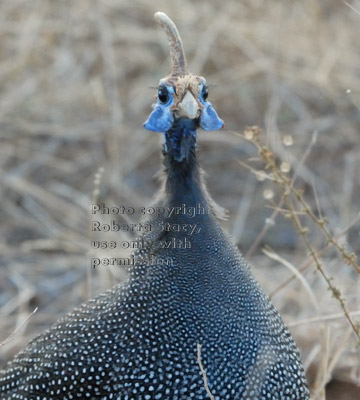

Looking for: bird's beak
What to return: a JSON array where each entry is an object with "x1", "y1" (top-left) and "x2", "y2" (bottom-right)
[{"x1": 175, "y1": 91, "x2": 200, "y2": 119}]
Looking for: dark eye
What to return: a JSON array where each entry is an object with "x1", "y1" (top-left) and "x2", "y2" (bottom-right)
[
  {"x1": 202, "y1": 86, "x2": 208, "y2": 101},
  {"x1": 158, "y1": 87, "x2": 169, "y2": 103}
]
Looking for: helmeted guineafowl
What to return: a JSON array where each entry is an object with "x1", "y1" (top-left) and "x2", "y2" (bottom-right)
[{"x1": 0, "y1": 12, "x2": 310, "y2": 400}]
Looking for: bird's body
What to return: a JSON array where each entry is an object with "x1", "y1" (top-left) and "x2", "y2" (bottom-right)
[{"x1": 0, "y1": 12, "x2": 310, "y2": 400}]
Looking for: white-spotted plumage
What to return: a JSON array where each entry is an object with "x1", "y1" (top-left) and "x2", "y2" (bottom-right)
[{"x1": 0, "y1": 205, "x2": 310, "y2": 399}]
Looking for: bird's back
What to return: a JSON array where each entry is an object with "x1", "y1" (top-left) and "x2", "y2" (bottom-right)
[{"x1": 1, "y1": 206, "x2": 309, "y2": 399}]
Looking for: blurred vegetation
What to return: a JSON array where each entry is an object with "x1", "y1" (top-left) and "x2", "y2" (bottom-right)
[{"x1": 0, "y1": 1, "x2": 359, "y2": 398}]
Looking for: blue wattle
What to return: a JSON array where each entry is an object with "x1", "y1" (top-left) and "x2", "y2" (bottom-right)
[
  {"x1": 199, "y1": 101, "x2": 224, "y2": 131},
  {"x1": 144, "y1": 105, "x2": 174, "y2": 132}
]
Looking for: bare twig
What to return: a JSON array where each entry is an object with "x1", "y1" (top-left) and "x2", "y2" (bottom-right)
[
  {"x1": 242, "y1": 126, "x2": 360, "y2": 341},
  {"x1": 197, "y1": 343, "x2": 215, "y2": 400},
  {"x1": 0, "y1": 308, "x2": 38, "y2": 348}
]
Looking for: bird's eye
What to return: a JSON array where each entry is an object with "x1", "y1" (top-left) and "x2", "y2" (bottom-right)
[
  {"x1": 202, "y1": 86, "x2": 209, "y2": 101},
  {"x1": 158, "y1": 87, "x2": 169, "y2": 104}
]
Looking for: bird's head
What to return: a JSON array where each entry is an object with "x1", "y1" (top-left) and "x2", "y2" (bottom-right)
[{"x1": 144, "y1": 12, "x2": 224, "y2": 142}]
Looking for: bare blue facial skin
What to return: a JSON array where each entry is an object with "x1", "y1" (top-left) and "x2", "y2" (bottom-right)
[{"x1": 144, "y1": 81, "x2": 223, "y2": 133}]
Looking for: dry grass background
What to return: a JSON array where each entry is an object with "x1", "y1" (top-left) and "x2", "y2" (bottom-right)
[{"x1": 0, "y1": 0, "x2": 359, "y2": 398}]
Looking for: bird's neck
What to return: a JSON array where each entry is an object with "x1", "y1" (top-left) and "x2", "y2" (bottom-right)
[{"x1": 163, "y1": 120, "x2": 204, "y2": 206}]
